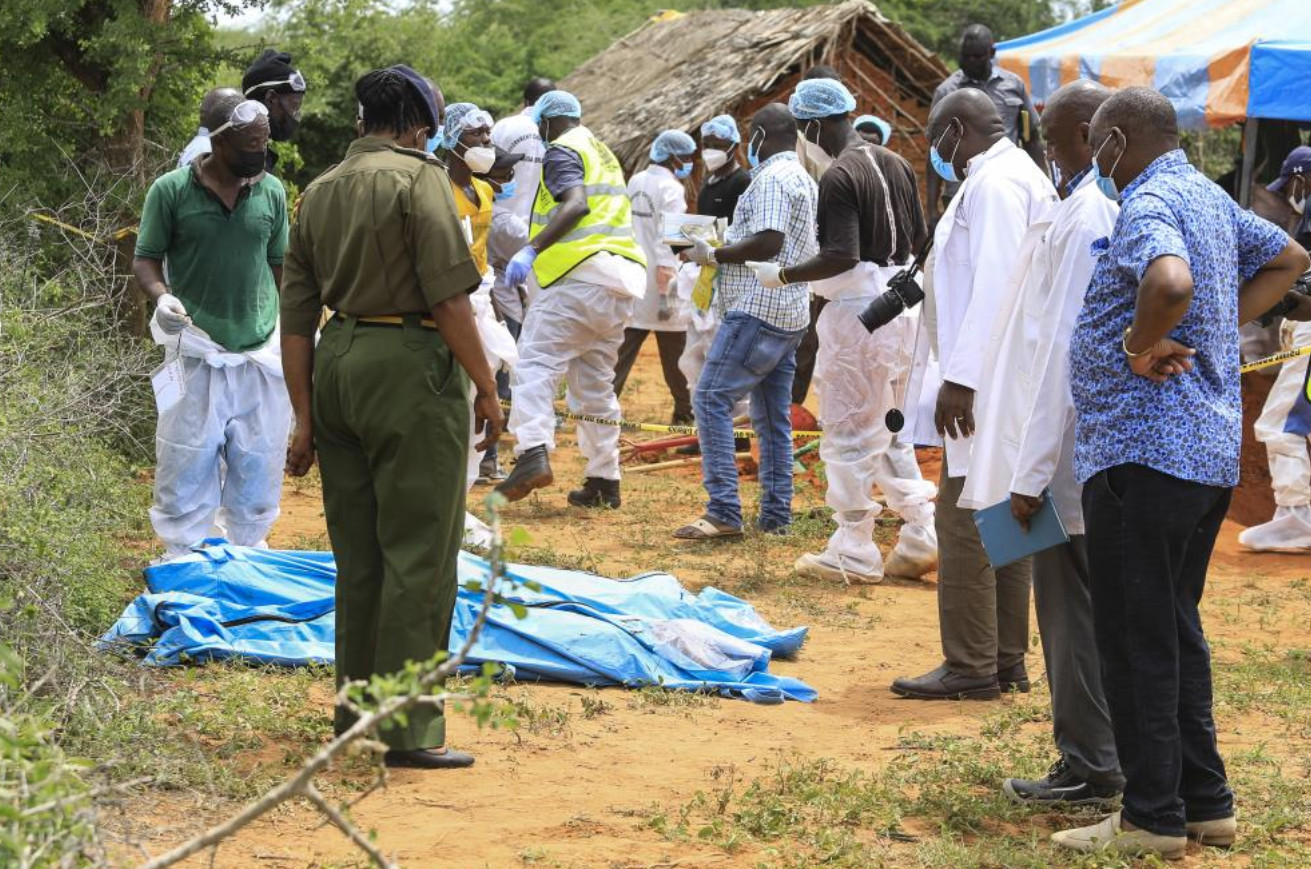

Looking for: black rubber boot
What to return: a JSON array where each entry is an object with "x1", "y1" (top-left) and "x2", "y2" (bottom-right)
[
  {"x1": 494, "y1": 445, "x2": 553, "y2": 502},
  {"x1": 567, "y1": 476, "x2": 621, "y2": 509}
]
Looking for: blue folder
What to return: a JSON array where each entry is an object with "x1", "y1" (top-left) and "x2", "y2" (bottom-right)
[{"x1": 972, "y1": 490, "x2": 1070, "y2": 569}]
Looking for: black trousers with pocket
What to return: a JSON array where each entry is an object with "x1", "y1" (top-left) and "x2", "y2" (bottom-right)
[{"x1": 1083, "y1": 463, "x2": 1234, "y2": 837}]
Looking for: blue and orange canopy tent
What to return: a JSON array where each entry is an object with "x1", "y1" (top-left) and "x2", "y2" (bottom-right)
[{"x1": 996, "y1": 0, "x2": 1311, "y2": 129}]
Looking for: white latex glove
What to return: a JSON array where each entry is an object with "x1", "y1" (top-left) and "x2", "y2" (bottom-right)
[
  {"x1": 684, "y1": 235, "x2": 717, "y2": 266},
  {"x1": 156, "y1": 293, "x2": 190, "y2": 334},
  {"x1": 505, "y1": 246, "x2": 538, "y2": 287},
  {"x1": 745, "y1": 260, "x2": 784, "y2": 289}
]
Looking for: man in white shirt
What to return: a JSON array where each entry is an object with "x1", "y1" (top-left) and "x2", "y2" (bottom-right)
[
  {"x1": 615, "y1": 130, "x2": 695, "y2": 425},
  {"x1": 491, "y1": 77, "x2": 553, "y2": 225},
  {"x1": 957, "y1": 81, "x2": 1125, "y2": 805},
  {"x1": 891, "y1": 88, "x2": 1056, "y2": 701}
]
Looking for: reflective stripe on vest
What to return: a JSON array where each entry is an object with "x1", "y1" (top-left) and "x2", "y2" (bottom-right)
[{"x1": 529, "y1": 126, "x2": 646, "y2": 287}]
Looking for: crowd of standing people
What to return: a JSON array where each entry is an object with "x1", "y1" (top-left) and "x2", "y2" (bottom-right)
[{"x1": 131, "y1": 24, "x2": 1311, "y2": 858}]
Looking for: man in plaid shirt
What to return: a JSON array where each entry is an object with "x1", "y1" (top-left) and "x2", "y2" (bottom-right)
[{"x1": 675, "y1": 104, "x2": 818, "y2": 540}]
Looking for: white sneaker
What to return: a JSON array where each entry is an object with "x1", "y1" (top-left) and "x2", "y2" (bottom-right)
[
  {"x1": 885, "y1": 524, "x2": 938, "y2": 579},
  {"x1": 1237, "y1": 504, "x2": 1311, "y2": 551},
  {"x1": 1051, "y1": 812, "x2": 1186, "y2": 859},
  {"x1": 793, "y1": 552, "x2": 882, "y2": 585}
]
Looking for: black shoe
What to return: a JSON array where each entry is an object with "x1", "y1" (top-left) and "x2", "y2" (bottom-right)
[
  {"x1": 890, "y1": 665, "x2": 1001, "y2": 701},
  {"x1": 998, "y1": 662, "x2": 1031, "y2": 693},
  {"x1": 675, "y1": 442, "x2": 702, "y2": 456},
  {"x1": 567, "y1": 476, "x2": 621, "y2": 509},
  {"x1": 1002, "y1": 757, "x2": 1121, "y2": 807},
  {"x1": 494, "y1": 445, "x2": 553, "y2": 502},
  {"x1": 384, "y1": 747, "x2": 475, "y2": 770}
]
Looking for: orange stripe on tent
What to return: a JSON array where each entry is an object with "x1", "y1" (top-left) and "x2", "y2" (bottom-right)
[
  {"x1": 1205, "y1": 45, "x2": 1252, "y2": 127},
  {"x1": 998, "y1": 55, "x2": 1032, "y2": 93}
]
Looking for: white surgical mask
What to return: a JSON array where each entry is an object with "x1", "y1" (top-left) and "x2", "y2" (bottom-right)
[
  {"x1": 459, "y1": 145, "x2": 496, "y2": 174},
  {"x1": 703, "y1": 148, "x2": 729, "y2": 173}
]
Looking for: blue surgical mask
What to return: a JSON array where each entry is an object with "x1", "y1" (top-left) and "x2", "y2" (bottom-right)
[
  {"x1": 494, "y1": 180, "x2": 518, "y2": 202},
  {"x1": 1092, "y1": 133, "x2": 1124, "y2": 201},
  {"x1": 426, "y1": 131, "x2": 443, "y2": 153},
  {"x1": 674, "y1": 160, "x2": 693, "y2": 180},
  {"x1": 930, "y1": 123, "x2": 961, "y2": 183},
  {"x1": 747, "y1": 129, "x2": 766, "y2": 169}
]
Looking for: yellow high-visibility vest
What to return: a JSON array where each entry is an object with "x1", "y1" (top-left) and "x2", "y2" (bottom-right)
[{"x1": 530, "y1": 126, "x2": 646, "y2": 287}]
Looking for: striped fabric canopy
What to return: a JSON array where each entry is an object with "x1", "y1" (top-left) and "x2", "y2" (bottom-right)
[{"x1": 997, "y1": 0, "x2": 1311, "y2": 128}]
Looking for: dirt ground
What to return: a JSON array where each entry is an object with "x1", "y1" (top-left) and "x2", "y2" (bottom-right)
[{"x1": 123, "y1": 341, "x2": 1311, "y2": 868}]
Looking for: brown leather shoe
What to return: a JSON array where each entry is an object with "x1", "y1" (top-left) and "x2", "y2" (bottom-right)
[{"x1": 890, "y1": 665, "x2": 1001, "y2": 700}]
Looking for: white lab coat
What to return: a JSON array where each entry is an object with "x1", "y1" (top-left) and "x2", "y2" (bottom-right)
[
  {"x1": 626, "y1": 164, "x2": 690, "y2": 331},
  {"x1": 920, "y1": 137, "x2": 1056, "y2": 477},
  {"x1": 177, "y1": 128, "x2": 211, "y2": 168},
  {"x1": 958, "y1": 175, "x2": 1117, "y2": 534},
  {"x1": 491, "y1": 108, "x2": 545, "y2": 224}
]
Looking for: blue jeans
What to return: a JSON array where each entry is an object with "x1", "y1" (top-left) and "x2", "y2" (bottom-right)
[{"x1": 695, "y1": 311, "x2": 804, "y2": 531}]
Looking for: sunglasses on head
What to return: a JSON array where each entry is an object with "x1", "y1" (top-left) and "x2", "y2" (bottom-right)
[{"x1": 244, "y1": 71, "x2": 307, "y2": 96}]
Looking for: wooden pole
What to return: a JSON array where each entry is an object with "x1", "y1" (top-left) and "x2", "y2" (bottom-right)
[{"x1": 1240, "y1": 117, "x2": 1260, "y2": 209}]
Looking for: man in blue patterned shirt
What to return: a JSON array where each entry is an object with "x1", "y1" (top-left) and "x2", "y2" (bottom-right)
[
  {"x1": 1054, "y1": 87, "x2": 1309, "y2": 859},
  {"x1": 674, "y1": 104, "x2": 818, "y2": 539}
]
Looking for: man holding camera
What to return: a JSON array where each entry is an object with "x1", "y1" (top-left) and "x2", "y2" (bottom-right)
[
  {"x1": 890, "y1": 88, "x2": 1055, "y2": 700},
  {"x1": 746, "y1": 78, "x2": 938, "y2": 583}
]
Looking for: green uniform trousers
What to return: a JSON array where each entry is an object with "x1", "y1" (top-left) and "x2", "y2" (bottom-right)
[{"x1": 314, "y1": 315, "x2": 469, "y2": 751}]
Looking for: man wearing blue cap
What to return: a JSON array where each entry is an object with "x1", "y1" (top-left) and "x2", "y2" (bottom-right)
[
  {"x1": 758, "y1": 77, "x2": 939, "y2": 585},
  {"x1": 497, "y1": 91, "x2": 647, "y2": 509},
  {"x1": 281, "y1": 65, "x2": 499, "y2": 770},
  {"x1": 613, "y1": 129, "x2": 697, "y2": 426}
]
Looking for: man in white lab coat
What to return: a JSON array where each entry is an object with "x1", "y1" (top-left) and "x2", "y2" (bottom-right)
[
  {"x1": 890, "y1": 88, "x2": 1056, "y2": 701},
  {"x1": 958, "y1": 81, "x2": 1124, "y2": 805},
  {"x1": 614, "y1": 129, "x2": 695, "y2": 424}
]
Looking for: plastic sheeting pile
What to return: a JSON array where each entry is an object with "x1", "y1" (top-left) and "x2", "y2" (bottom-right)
[{"x1": 100, "y1": 544, "x2": 815, "y2": 704}]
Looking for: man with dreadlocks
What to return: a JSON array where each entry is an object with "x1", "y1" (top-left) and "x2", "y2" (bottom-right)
[{"x1": 281, "y1": 65, "x2": 502, "y2": 770}]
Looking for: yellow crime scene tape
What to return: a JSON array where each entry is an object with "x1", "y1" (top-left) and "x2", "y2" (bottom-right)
[
  {"x1": 1241, "y1": 345, "x2": 1311, "y2": 374},
  {"x1": 29, "y1": 212, "x2": 138, "y2": 244},
  {"x1": 499, "y1": 400, "x2": 824, "y2": 440}
]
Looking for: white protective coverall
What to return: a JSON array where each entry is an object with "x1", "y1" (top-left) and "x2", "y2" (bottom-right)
[
  {"x1": 1243, "y1": 318, "x2": 1311, "y2": 549},
  {"x1": 958, "y1": 173, "x2": 1117, "y2": 528},
  {"x1": 510, "y1": 254, "x2": 645, "y2": 481},
  {"x1": 463, "y1": 272, "x2": 519, "y2": 547},
  {"x1": 627, "y1": 165, "x2": 691, "y2": 332},
  {"x1": 150, "y1": 316, "x2": 291, "y2": 557},
  {"x1": 808, "y1": 262, "x2": 938, "y2": 578}
]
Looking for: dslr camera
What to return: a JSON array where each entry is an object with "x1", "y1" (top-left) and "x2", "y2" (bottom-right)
[{"x1": 857, "y1": 266, "x2": 926, "y2": 333}]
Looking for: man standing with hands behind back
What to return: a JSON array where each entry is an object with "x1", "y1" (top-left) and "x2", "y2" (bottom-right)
[{"x1": 1053, "y1": 87, "x2": 1309, "y2": 858}]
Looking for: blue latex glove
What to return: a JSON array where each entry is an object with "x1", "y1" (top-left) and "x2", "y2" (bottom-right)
[{"x1": 506, "y1": 246, "x2": 538, "y2": 287}]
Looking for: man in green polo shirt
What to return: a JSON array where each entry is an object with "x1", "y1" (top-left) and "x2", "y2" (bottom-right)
[{"x1": 133, "y1": 89, "x2": 291, "y2": 561}]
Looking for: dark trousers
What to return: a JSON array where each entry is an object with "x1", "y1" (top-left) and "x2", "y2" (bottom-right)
[
  {"x1": 791, "y1": 296, "x2": 827, "y2": 405},
  {"x1": 1083, "y1": 463, "x2": 1234, "y2": 836},
  {"x1": 1033, "y1": 536, "x2": 1122, "y2": 788},
  {"x1": 612, "y1": 327, "x2": 692, "y2": 424}
]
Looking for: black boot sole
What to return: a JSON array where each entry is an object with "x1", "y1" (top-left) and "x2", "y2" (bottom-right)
[
  {"x1": 567, "y1": 493, "x2": 620, "y2": 509},
  {"x1": 890, "y1": 683, "x2": 1001, "y2": 701},
  {"x1": 1001, "y1": 680, "x2": 1032, "y2": 693},
  {"x1": 494, "y1": 468, "x2": 553, "y2": 502}
]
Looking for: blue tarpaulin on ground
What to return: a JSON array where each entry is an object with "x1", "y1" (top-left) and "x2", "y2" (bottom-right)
[{"x1": 100, "y1": 544, "x2": 815, "y2": 704}]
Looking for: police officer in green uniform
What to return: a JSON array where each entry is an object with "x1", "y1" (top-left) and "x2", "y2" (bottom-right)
[{"x1": 281, "y1": 65, "x2": 502, "y2": 770}]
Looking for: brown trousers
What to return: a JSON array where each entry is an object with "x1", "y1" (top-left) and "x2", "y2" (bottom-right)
[{"x1": 935, "y1": 463, "x2": 1033, "y2": 678}]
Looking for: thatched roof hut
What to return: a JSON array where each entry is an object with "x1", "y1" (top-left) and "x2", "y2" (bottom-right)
[{"x1": 561, "y1": 0, "x2": 949, "y2": 177}]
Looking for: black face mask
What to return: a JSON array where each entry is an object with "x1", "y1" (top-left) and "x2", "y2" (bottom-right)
[
  {"x1": 229, "y1": 148, "x2": 267, "y2": 178},
  {"x1": 270, "y1": 113, "x2": 300, "y2": 141}
]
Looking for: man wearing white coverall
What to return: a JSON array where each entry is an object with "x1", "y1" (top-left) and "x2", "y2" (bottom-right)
[
  {"x1": 890, "y1": 88, "x2": 1055, "y2": 701},
  {"x1": 133, "y1": 93, "x2": 291, "y2": 559},
  {"x1": 496, "y1": 90, "x2": 647, "y2": 510},
  {"x1": 755, "y1": 78, "x2": 937, "y2": 584}
]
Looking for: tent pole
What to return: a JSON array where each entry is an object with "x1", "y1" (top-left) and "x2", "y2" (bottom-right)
[{"x1": 1240, "y1": 117, "x2": 1259, "y2": 209}]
